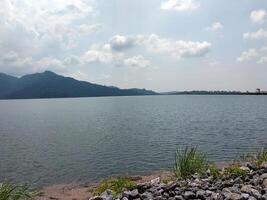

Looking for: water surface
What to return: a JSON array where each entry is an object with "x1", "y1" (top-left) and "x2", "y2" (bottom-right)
[{"x1": 0, "y1": 95, "x2": 267, "y2": 187}]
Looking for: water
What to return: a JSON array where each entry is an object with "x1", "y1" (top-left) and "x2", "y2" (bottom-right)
[{"x1": 0, "y1": 95, "x2": 267, "y2": 187}]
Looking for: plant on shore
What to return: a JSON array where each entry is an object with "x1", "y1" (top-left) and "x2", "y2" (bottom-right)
[
  {"x1": 173, "y1": 146, "x2": 208, "y2": 179},
  {"x1": 91, "y1": 177, "x2": 136, "y2": 196},
  {"x1": 208, "y1": 164, "x2": 221, "y2": 179},
  {"x1": 0, "y1": 182, "x2": 33, "y2": 200},
  {"x1": 240, "y1": 146, "x2": 267, "y2": 167},
  {"x1": 223, "y1": 167, "x2": 246, "y2": 178}
]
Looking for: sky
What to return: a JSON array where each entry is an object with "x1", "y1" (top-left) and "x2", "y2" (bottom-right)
[{"x1": 0, "y1": 0, "x2": 267, "y2": 92}]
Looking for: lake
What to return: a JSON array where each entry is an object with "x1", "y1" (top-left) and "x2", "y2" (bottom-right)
[{"x1": 0, "y1": 95, "x2": 267, "y2": 187}]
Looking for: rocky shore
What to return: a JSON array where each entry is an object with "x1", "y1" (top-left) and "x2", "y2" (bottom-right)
[{"x1": 90, "y1": 162, "x2": 267, "y2": 200}]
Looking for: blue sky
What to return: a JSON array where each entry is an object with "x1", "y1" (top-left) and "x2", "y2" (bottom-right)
[{"x1": 0, "y1": 0, "x2": 267, "y2": 92}]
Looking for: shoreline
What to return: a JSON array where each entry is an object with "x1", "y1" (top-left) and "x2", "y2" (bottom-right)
[{"x1": 34, "y1": 162, "x2": 232, "y2": 200}]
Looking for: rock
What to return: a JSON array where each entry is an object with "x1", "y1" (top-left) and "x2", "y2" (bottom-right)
[
  {"x1": 263, "y1": 179, "x2": 267, "y2": 188},
  {"x1": 122, "y1": 189, "x2": 139, "y2": 199},
  {"x1": 150, "y1": 177, "x2": 161, "y2": 185},
  {"x1": 260, "y1": 173, "x2": 267, "y2": 179},
  {"x1": 248, "y1": 196, "x2": 256, "y2": 200},
  {"x1": 261, "y1": 162, "x2": 267, "y2": 168},
  {"x1": 183, "y1": 191, "x2": 196, "y2": 199},
  {"x1": 121, "y1": 197, "x2": 128, "y2": 200},
  {"x1": 240, "y1": 193, "x2": 250, "y2": 199},
  {"x1": 262, "y1": 194, "x2": 267, "y2": 200},
  {"x1": 241, "y1": 185, "x2": 253, "y2": 193},
  {"x1": 240, "y1": 166, "x2": 250, "y2": 172},
  {"x1": 174, "y1": 195, "x2": 184, "y2": 200},
  {"x1": 101, "y1": 190, "x2": 113, "y2": 200},
  {"x1": 250, "y1": 188, "x2": 261, "y2": 199},
  {"x1": 89, "y1": 196, "x2": 104, "y2": 200},
  {"x1": 196, "y1": 190, "x2": 205, "y2": 199},
  {"x1": 140, "y1": 192, "x2": 153, "y2": 200}
]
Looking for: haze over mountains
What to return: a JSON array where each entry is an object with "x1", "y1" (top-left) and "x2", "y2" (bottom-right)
[{"x1": 0, "y1": 71, "x2": 157, "y2": 99}]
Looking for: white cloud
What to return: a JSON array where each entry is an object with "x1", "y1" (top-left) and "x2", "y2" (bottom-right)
[
  {"x1": 257, "y1": 57, "x2": 267, "y2": 64},
  {"x1": 81, "y1": 44, "x2": 118, "y2": 64},
  {"x1": 124, "y1": 55, "x2": 151, "y2": 68},
  {"x1": 77, "y1": 24, "x2": 102, "y2": 35},
  {"x1": 63, "y1": 56, "x2": 81, "y2": 66},
  {"x1": 237, "y1": 49, "x2": 258, "y2": 62},
  {"x1": 243, "y1": 29, "x2": 267, "y2": 40},
  {"x1": 160, "y1": 0, "x2": 199, "y2": 11},
  {"x1": 139, "y1": 34, "x2": 211, "y2": 58},
  {"x1": 250, "y1": 9, "x2": 266, "y2": 24},
  {"x1": 109, "y1": 35, "x2": 135, "y2": 51},
  {"x1": 206, "y1": 22, "x2": 224, "y2": 31}
]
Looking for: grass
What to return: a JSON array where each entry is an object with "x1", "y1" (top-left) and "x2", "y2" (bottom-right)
[
  {"x1": 173, "y1": 146, "x2": 208, "y2": 179},
  {"x1": 240, "y1": 146, "x2": 267, "y2": 167},
  {"x1": 208, "y1": 164, "x2": 221, "y2": 179},
  {"x1": 91, "y1": 177, "x2": 136, "y2": 196},
  {"x1": 0, "y1": 182, "x2": 33, "y2": 200},
  {"x1": 223, "y1": 167, "x2": 247, "y2": 178}
]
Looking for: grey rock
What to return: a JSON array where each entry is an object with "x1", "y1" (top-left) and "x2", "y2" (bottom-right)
[
  {"x1": 183, "y1": 191, "x2": 196, "y2": 199},
  {"x1": 140, "y1": 192, "x2": 153, "y2": 200},
  {"x1": 89, "y1": 196, "x2": 104, "y2": 200},
  {"x1": 196, "y1": 190, "x2": 205, "y2": 199},
  {"x1": 150, "y1": 177, "x2": 161, "y2": 185},
  {"x1": 240, "y1": 193, "x2": 250, "y2": 199},
  {"x1": 260, "y1": 173, "x2": 267, "y2": 179},
  {"x1": 101, "y1": 190, "x2": 113, "y2": 200},
  {"x1": 250, "y1": 188, "x2": 261, "y2": 199}
]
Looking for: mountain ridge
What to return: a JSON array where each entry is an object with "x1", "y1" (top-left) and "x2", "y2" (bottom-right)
[{"x1": 0, "y1": 71, "x2": 158, "y2": 100}]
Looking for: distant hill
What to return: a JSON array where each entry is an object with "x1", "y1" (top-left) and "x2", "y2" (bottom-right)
[{"x1": 0, "y1": 71, "x2": 158, "y2": 99}]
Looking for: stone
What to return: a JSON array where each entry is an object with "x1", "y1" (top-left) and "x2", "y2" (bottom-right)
[
  {"x1": 174, "y1": 195, "x2": 184, "y2": 200},
  {"x1": 261, "y1": 162, "x2": 267, "y2": 169},
  {"x1": 89, "y1": 196, "x2": 104, "y2": 200},
  {"x1": 248, "y1": 197, "x2": 256, "y2": 200},
  {"x1": 250, "y1": 188, "x2": 261, "y2": 199},
  {"x1": 122, "y1": 189, "x2": 139, "y2": 199},
  {"x1": 150, "y1": 177, "x2": 161, "y2": 185},
  {"x1": 241, "y1": 185, "x2": 253, "y2": 193},
  {"x1": 240, "y1": 193, "x2": 250, "y2": 199},
  {"x1": 140, "y1": 192, "x2": 153, "y2": 200},
  {"x1": 263, "y1": 179, "x2": 267, "y2": 188},
  {"x1": 260, "y1": 173, "x2": 267, "y2": 179},
  {"x1": 183, "y1": 191, "x2": 196, "y2": 199},
  {"x1": 101, "y1": 190, "x2": 113, "y2": 200},
  {"x1": 196, "y1": 190, "x2": 205, "y2": 199}
]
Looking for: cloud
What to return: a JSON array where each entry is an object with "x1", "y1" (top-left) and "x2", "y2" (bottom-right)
[
  {"x1": 0, "y1": 0, "x2": 97, "y2": 57},
  {"x1": 257, "y1": 57, "x2": 267, "y2": 64},
  {"x1": 109, "y1": 35, "x2": 136, "y2": 51},
  {"x1": 77, "y1": 24, "x2": 102, "y2": 35},
  {"x1": 139, "y1": 34, "x2": 211, "y2": 58},
  {"x1": 250, "y1": 9, "x2": 266, "y2": 24},
  {"x1": 237, "y1": 49, "x2": 258, "y2": 62},
  {"x1": 63, "y1": 56, "x2": 81, "y2": 66},
  {"x1": 124, "y1": 55, "x2": 151, "y2": 68},
  {"x1": 243, "y1": 29, "x2": 267, "y2": 40},
  {"x1": 160, "y1": 0, "x2": 199, "y2": 11},
  {"x1": 206, "y1": 22, "x2": 224, "y2": 31},
  {"x1": 81, "y1": 44, "x2": 119, "y2": 64}
]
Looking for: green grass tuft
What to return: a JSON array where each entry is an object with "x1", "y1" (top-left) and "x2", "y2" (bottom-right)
[
  {"x1": 208, "y1": 164, "x2": 221, "y2": 178},
  {"x1": 223, "y1": 167, "x2": 246, "y2": 178},
  {"x1": 92, "y1": 177, "x2": 136, "y2": 196},
  {"x1": 173, "y1": 146, "x2": 208, "y2": 179},
  {"x1": 240, "y1": 146, "x2": 267, "y2": 167},
  {"x1": 0, "y1": 182, "x2": 33, "y2": 200}
]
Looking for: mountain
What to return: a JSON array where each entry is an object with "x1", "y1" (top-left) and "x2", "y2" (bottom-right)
[{"x1": 0, "y1": 71, "x2": 158, "y2": 99}]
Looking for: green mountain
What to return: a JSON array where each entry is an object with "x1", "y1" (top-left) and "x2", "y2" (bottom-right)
[{"x1": 0, "y1": 71, "x2": 157, "y2": 99}]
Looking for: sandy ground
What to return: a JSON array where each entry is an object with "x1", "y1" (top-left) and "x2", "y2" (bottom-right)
[
  {"x1": 34, "y1": 162, "x2": 232, "y2": 200},
  {"x1": 34, "y1": 171, "x2": 173, "y2": 200}
]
